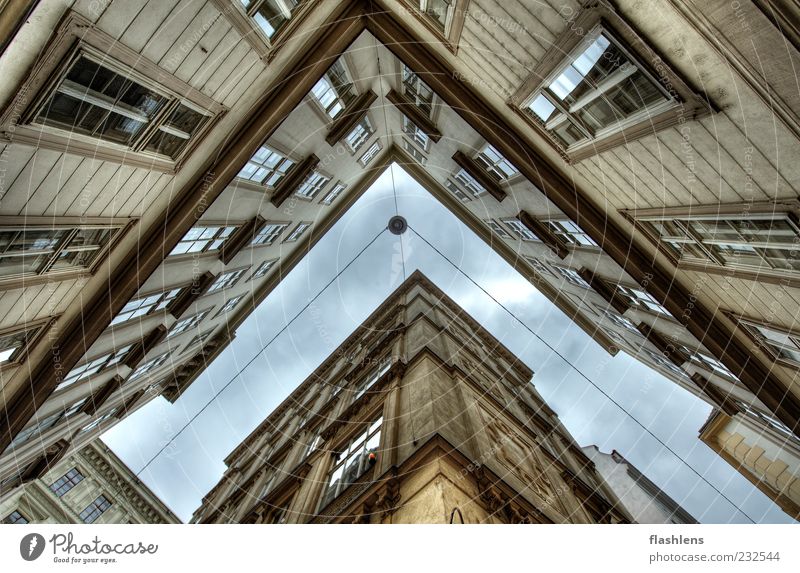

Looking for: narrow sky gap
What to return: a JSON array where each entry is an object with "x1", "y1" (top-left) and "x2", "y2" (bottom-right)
[{"x1": 103, "y1": 164, "x2": 792, "y2": 524}]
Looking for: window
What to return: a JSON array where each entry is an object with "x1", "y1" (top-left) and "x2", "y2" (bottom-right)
[
  {"x1": 168, "y1": 309, "x2": 212, "y2": 339},
  {"x1": 638, "y1": 215, "x2": 800, "y2": 274},
  {"x1": 739, "y1": 319, "x2": 800, "y2": 369},
  {"x1": 283, "y1": 222, "x2": 310, "y2": 243},
  {"x1": 638, "y1": 347, "x2": 688, "y2": 379},
  {"x1": 8, "y1": 410, "x2": 65, "y2": 449},
  {"x1": 239, "y1": 0, "x2": 304, "y2": 39},
  {"x1": 476, "y1": 144, "x2": 517, "y2": 181},
  {"x1": 485, "y1": 220, "x2": 512, "y2": 240},
  {"x1": 57, "y1": 344, "x2": 134, "y2": 390},
  {"x1": 358, "y1": 140, "x2": 382, "y2": 166},
  {"x1": 2, "y1": 510, "x2": 28, "y2": 524},
  {"x1": 310, "y1": 58, "x2": 356, "y2": 119},
  {"x1": 553, "y1": 266, "x2": 590, "y2": 289},
  {"x1": 523, "y1": 27, "x2": 674, "y2": 155},
  {"x1": 130, "y1": 351, "x2": 172, "y2": 380},
  {"x1": 353, "y1": 355, "x2": 392, "y2": 402},
  {"x1": 403, "y1": 138, "x2": 426, "y2": 163},
  {"x1": 419, "y1": 0, "x2": 453, "y2": 33},
  {"x1": 0, "y1": 324, "x2": 44, "y2": 366},
  {"x1": 250, "y1": 258, "x2": 277, "y2": 280},
  {"x1": 79, "y1": 495, "x2": 112, "y2": 523},
  {"x1": 604, "y1": 328, "x2": 629, "y2": 348},
  {"x1": 597, "y1": 307, "x2": 639, "y2": 333},
  {"x1": 79, "y1": 408, "x2": 119, "y2": 435},
  {"x1": 295, "y1": 171, "x2": 330, "y2": 200},
  {"x1": 345, "y1": 116, "x2": 375, "y2": 152},
  {"x1": 112, "y1": 288, "x2": 183, "y2": 325},
  {"x1": 544, "y1": 220, "x2": 597, "y2": 247},
  {"x1": 50, "y1": 467, "x2": 84, "y2": 497},
  {"x1": 321, "y1": 182, "x2": 346, "y2": 205},
  {"x1": 302, "y1": 428, "x2": 323, "y2": 459},
  {"x1": 614, "y1": 285, "x2": 670, "y2": 316},
  {"x1": 238, "y1": 146, "x2": 295, "y2": 187},
  {"x1": 402, "y1": 116, "x2": 430, "y2": 151},
  {"x1": 454, "y1": 168, "x2": 486, "y2": 198},
  {"x1": 170, "y1": 226, "x2": 237, "y2": 256},
  {"x1": 207, "y1": 268, "x2": 248, "y2": 293},
  {"x1": 686, "y1": 348, "x2": 738, "y2": 381},
  {"x1": 524, "y1": 256, "x2": 555, "y2": 279},
  {"x1": 252, "y1": 223, "x2": 288, "y2": 246},
  {"x1": 401, "y1": 64, "x2": 434, "y2": 116},
  {"x1": 445, "y1": 179, "x2": 471, "y2": 203},
  {"x1": 185, "y1": 329, "x2": 215, "y2": 350},
  {"x1": 319, "y1": 415, "x2": 382, "y2": 509},
  {"x1": 0, "y1": 224, "x2": 120, "y2": 280},
  {"x1": 738, "y1": 401, "x2": 794, "y2": 439},
  {"x1": 32, "y1": 54, "x2": 212, "y2": 160},
  {"x1": 503, "y1": 219, "x2": 538, "y2": 242},
  {"x1": 216, "y1": 294, "x2": 246, "y2": 318}
]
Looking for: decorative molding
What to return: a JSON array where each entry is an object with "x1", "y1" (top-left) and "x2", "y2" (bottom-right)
[{"x1": 166, "y1": 272, "x2": 217, "y2": 319}]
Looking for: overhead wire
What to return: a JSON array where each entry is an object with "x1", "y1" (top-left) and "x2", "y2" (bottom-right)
[
  {"x1": 135, "y1": 227, "x2": 388, "y2": 477},
  {"x1": 407, "y1": 224, "x2": 758, "y2": 524}
]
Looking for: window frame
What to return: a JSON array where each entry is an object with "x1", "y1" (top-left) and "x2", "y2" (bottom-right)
[
  {"x1": 320, "y1": 182, "x2": 347, "y2": 205},
  {"x1": 282, "y1": 222, "x2": 311, "y2": 243},
  {"x1": 0, "y1": 216, "x2": 133, "y2": 290},
  {"x1": 308, "y1": 57, "x2": 358, "y2": 121},
  {"x1": 398, "y1": 0, "x2": 470, "y2": 54},
  {"x1": 629, "y1": 208, "x2": 800, "y2": 282},
  {"x1": 734, "y1": 314, "x2": 800, "y2": 370},
  {"x1": 215, "y1": 294, "x2": 246, "y2": 318},
  {"x1": 168, "y1": 224, "x2": 240, "y2": 258},
  {"x1": 167, "y1": 308, "x2": 213, "y2": 340},
  {"x1": 294, "y1": 170, "x2": 331, "y2": 200},
  {"x1": 50, "y1": 467, "x2": 85, "y2": 497},
  {"x1": 251, "y1": 222, "x2": 289, "y2": 246},
  {"x1": 56, "y1": 344, "x2": 135, "y2": 391},
  {"x1": 1, "y1": 12, "x2": 225, "y2": 173},
  {"x1": 358, "y1": 140, "x2": 383, "y2": 167},
  {"x1": 0, "y1": 319, "x2": 52, "y2": 370},
  {"x1": 205, "y1": 267, "x2": 250, "y2": 294},
  {"x1": 318, "y1": 413, "x2": 383, "y2": 511},
  {"x1": 2, "y1": 510, "x2": 29, "y2": 524},
  {"x1": 344, "y1": 115, "x2": 376, "y2": 153},
  {"x1": 111, "y1": 286, "x2": 186, "y2": 326},
  {"x1": 79, "y1": 494, "x2": 112, "y2": 523},
  {"x1": 211, "y1": 0, "x2": 315, "y2": 62},
  {"x1": 503, "y1": 218, "x2": 539, "y2": 242},
  {"x1": 509, "y1": 4, "x2": 711, "y2": 163},
  {"x1": 249, "y1": 258, "x2": 278, "y2": 280}
]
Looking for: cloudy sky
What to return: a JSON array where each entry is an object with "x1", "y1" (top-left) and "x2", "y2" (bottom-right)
[{"x1": 104, "y1": 164, "x2": 794, "y2": 524}]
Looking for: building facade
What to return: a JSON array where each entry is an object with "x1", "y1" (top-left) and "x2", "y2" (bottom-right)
[
  {"x1": 0, "y1": 0, "x2": 797, "y2": 519},
  {"x1": 0, "y1": 439, "x2": 179, "y2": 524},
  {"x1": 700, "y1": 407, "x2": 800, "y2": 520},
  {"x1": 582, "y1": 445, "x2": 697, "y2": 524},
  {"x1": 191, "y1": 272, "x2": 632, "y2": 524}
]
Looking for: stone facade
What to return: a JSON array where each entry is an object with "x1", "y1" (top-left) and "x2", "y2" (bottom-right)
[
  {"x1": 0, "y1": 439, "x2": 179, "y2": 524},
  {"x1": 700, "y1": 409, "x2": 800, "y2": 520},
  {"x1": 191, "y1": 272, "x2": 631, "y2": 524}
]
